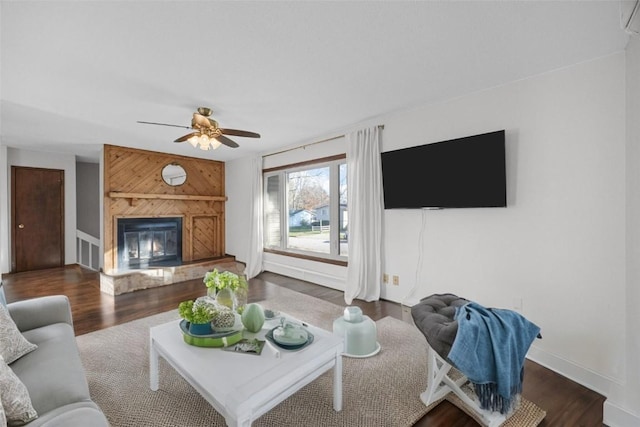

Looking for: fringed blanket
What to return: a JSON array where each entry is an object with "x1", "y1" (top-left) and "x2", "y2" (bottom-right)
[{"x1": 447, "y1": 301, "x2": 541, "y2": 414}]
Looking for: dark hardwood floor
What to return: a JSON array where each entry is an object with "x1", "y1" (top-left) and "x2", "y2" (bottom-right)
[{"x1": 2, "y1": 264, "x2": 605, "y2": 426}]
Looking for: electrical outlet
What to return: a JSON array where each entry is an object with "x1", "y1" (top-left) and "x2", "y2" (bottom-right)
[
  {"x1": 393, "y1": 275, "x2": 399, "y2": 286},
  {"x1": 383, "y1": 274, "x2": 389, "y2": 284}
]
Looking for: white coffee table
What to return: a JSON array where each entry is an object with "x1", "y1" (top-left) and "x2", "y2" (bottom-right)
[{"x1": 149, "y1": 314, "x2": 344, "y2": 426}]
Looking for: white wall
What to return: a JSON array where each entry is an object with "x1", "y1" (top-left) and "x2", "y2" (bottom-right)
[
  {"x1": 383, "y1": 52, "x2": 629, "y2": 422},
  {"x1": 226, "y1": 52, "x2": 633, "y2": 423},
  {"x1": 388, "y1": 51, "x2": 627, "y2": 377},
  {"x1": 0, "y1": 148, "x2": 77, "y2": 272},
  {"x1": 604, "y1": 36, "x2": 640, "y2": 427},
  {"x1": 225, "y1": 155, "x2": 253, "y2": 264},
  {"x1": 76, "y1": 161, "x2": 100, "y2": 238}
]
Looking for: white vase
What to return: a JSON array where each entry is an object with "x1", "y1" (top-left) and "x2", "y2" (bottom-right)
[{"x1": 332, "y1": 306, "x2": 378, "y2": 357}]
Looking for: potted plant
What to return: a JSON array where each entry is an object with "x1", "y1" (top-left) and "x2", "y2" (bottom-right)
[
  {"x1": 203, "y1": 269, "x2": 248, "y2": 312},
  {"x1": 178, "y1": 298, "x2": 217, "y2": 335}
]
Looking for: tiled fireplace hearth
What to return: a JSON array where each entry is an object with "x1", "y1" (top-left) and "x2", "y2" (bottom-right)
[{"x1": 99, "y1": 256, "x2": 238, "y2": 296}]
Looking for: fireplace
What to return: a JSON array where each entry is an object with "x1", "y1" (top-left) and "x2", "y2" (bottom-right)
[{"x1": 117, "y1": 217, "x2": 182, "y2": 270}]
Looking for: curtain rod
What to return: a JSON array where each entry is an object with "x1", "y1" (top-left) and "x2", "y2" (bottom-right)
[{"x1": 262, "y1": 125, "x2": 384, "y2": 159}]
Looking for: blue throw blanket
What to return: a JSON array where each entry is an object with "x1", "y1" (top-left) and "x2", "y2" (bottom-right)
[{"x1": 447, "y1": 301, "x2": 541, "y2": 414}]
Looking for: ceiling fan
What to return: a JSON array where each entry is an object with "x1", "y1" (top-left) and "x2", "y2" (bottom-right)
[{"x1": 137, "y1": 107, "x2": 260, "y2": 150}]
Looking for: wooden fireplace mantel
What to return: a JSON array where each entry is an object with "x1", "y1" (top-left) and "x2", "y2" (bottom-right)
[{"x1": 109, "y1": 192, "x2": 227, "y2": 206}]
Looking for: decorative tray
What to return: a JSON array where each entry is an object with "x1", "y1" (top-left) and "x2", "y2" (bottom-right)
[
  {"x1": 265, "y1": 327, "x2": 314, "y2": 351},
  {"x1": 179, "y1": 320, "x2": 243, "y2": 348}
]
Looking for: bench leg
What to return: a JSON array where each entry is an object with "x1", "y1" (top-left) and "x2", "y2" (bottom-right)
[{"x1": 420, "y1": 346, "x2": 506, "y2": 427}]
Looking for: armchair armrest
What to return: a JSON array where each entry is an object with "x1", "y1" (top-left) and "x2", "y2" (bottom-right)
[{"x1": 7, "y1": 295, "x2": 74, "y2": 332}]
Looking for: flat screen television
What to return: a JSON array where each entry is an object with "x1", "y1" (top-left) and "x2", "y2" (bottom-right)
[{"x1": 381, "y1": 130, "x2": 506, "y2": 209}]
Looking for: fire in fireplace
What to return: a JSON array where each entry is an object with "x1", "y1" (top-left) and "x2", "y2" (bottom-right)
[{"x1": 117, "y1": 217, "x2": 183, "y2": 269}]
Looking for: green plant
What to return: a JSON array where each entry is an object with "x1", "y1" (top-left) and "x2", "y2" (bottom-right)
[
  {"x1": 178, "y1": 300, "x2": 194, "y2": 321},
  {"x1": 203, "y1": 269, "x2": 247, "y2": 292},
  {"x1": 178, "y1": 298, "x2": 216, "y2": 324}
]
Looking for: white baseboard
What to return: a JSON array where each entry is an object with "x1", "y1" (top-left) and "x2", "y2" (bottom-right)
[
  {"x1": 401, "y1": 305, "x2": 415, "y2": 325},
  {"x1": 526, "y1": 346, "x2": 618, "y2": 398},
  {"x1": 604, "y1": 401, "x2": 640, "y2": 427},
  {"x1": 263, "y1": 260, "x2": 345, "y2": 291},
  {"x1": 525, "y1": 346, "x2": 640, "y2": 427}
]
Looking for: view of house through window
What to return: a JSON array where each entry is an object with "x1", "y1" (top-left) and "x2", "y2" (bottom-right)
[{"x1": 263, "y1": 157, "x2": 348, "y2": 261}]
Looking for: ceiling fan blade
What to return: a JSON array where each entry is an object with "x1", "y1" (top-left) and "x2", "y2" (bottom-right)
[
  {"x1": 215, "y1": 135, "x2": 240, "y2": 148},
  {"x1": 219, "y1": 128, "x2": 261, "y2": 138},
  {"x1": 174, "y1": 132, "x2": 199, "y2": 143},
  {"x1": 137, "y1": 120, "x2": 191, "y2": 130}
]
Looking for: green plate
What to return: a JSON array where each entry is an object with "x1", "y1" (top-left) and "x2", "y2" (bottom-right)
[
  {"x1": 265, "y1": 327, "x2": 314, "y2": 351},
  {"x1": 179, "y1": 320, "x2": 243, "y2": 348}
]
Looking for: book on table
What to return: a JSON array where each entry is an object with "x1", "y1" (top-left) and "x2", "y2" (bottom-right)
[{"x1": 223, "y1": 338, "x2": 266, "y2": 355}]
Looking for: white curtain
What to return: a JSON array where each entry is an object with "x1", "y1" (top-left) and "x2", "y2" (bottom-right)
[
  {"x1": 345, "y1": 126, "x2": 383, "y2": 304},
  {"x1": 244, "y1": 155, "x2": 264, "y2": 279}
]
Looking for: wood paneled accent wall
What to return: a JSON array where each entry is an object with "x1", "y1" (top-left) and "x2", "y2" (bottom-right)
[{"x1": 103, "y1": 144, "x2": 227, "y2": 272}]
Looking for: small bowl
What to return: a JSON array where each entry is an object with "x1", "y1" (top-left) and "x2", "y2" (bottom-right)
[
  {"x1": 272, "y1": 323, "x2": 308, "y2": 346},
  {"x1": 263, "y1": 309, "x2": 281, "y2": 320}
]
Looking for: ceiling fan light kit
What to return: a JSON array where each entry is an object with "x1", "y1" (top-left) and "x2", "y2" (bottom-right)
[
  {"x1": 188, "y1": 134, "x2": 222, "y2": 151},
  {"x1": 137, "y1": 106, "x2": 260, "y2": 151}
]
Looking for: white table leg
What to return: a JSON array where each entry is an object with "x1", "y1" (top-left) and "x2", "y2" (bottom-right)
[
  {"x1": 333, "y1": 348, "x2": 343, "y2": 411},
  {"x1": 150, "y1": 338, "x2": 159, "y2": 391},
  {"x1": 225, "y1": 414, "x2": 252, "y2": 427}
]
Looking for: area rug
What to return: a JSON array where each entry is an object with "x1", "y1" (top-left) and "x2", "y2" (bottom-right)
[{"x1": 76, "y1": 287, "x2": 545, "y2": 426}]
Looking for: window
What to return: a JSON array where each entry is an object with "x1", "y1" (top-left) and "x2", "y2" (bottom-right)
[{"x1": 263, "y1": 156, "x2": 348, "y2": 263}]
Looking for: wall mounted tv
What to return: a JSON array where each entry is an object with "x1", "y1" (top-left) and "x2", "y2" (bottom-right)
[{"x1": 381, "y1": 130, "x2": 506, "y2": 209}]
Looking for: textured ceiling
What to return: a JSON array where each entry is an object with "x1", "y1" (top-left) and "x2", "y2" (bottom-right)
[{"x1": 0, "y1": 1, "x2": 631, "y2": 163}]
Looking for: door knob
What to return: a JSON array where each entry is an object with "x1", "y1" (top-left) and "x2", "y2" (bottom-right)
[{"x1": 18, "y1": 224, "x2": 25, "y2": 229}]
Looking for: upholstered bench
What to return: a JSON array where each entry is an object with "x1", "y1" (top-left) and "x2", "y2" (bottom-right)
[
  {"x1": 411, "y1": 293, "x2": 468, "y2": 361},
  {"x1": 411, "y1": 293, "x2": 541, "y2": 427}
]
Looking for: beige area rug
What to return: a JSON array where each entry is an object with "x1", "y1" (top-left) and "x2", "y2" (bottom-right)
[{"x1": 76, "y1": 287, "x2": 545, "y2": 426}]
